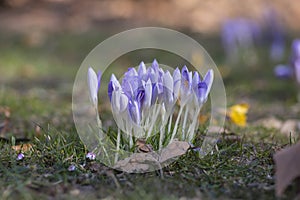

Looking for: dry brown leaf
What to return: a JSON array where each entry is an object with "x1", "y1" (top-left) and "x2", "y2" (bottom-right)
[
  {"x1": 159, "y1": 140, "x2": 190, "y2": 163},
  {"x1": 136, "y1": 139, "x2": 153, "y2": 153},
  {"x1": 274, "y1": 142, "x2": 300, "y2": 197},
  {"x1": 114, "y1": 140, "x2": 190, "y2": 173},
  {"x1": 12, "y1": 143, "x2": 33, "y2": 152}
]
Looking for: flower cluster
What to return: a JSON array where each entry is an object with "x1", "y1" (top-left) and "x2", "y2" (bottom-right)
[{"x1": 88, "y1": 60, "x2": 213, "y2": 150}]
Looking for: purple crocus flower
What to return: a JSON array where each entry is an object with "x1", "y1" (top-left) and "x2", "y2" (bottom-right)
[
  {"x1": 180, "y1": 66, "x2": 192, "y2": 105},
  {"x1": 221, "y1": 18, "x2": 261, "y2": 62},
  {"x1": 192, "y1": 70, "x2": 214, "y2": 105}
]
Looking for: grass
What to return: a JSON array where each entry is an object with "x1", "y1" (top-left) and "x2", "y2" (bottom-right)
[{"x1": 0, "y1": 31, "x2": 299, "y2": 199}]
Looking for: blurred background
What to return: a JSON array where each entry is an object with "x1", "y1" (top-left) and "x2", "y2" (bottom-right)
[{"x1": 0, "y1": 0, "x2": 300, "y2": 138}]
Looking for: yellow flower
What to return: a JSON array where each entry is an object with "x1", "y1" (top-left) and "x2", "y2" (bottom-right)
[{"x1": 227, "y1": 103, "x2": 249, "y2": 127}]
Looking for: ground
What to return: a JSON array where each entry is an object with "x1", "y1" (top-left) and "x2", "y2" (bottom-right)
[{"x1": 0, "y1": 29, "x2": 299, "y2": 200}]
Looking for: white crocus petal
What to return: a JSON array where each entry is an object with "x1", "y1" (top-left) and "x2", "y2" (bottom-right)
[
  {"x1": 192, "y1": 71, "x2": 200, "y2": 106},
  {"x1": 127, "y1": 67, "x2": 138, "y2": 76},
  {"x1": 111, "y1": 74, "x2": 121, "y2": 90},
  {"x1": 163, "y1": 71, "x2": 174, "y2": 104},
  {"x1": 138, "y1": 61, "x2": 147, "y2": 77},
  {"x1": 144, "y1": 79, "x2": 152, "y2": 108},
  {"x1": 87, "y1": 67, "x2": 98, "y2": 107},
  {"x1": 203, "y1": 69, "x2": 214, "y2": 99},
  {"x1": 119, "y1": 92, "x2": 129, "y2": 112},
  {"x1": 173, "y1": 68, "x2": 181, "y2": 100},
  {"x1": 112, "y1": 89, "x2": 128, "y2": 113}
]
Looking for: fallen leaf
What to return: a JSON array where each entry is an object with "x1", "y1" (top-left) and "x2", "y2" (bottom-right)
[
  {"x1": 114, "y1": 140, "x2": 190, "y2": 173},
  {"x1": 274, "y1": 142, "x2": 300, "y2": 196},
  {"x1": 227, "y1": 103, "x2": 249, "y2": 127},
  {"x1": 12, "y1": 143, "x2": 33, "y2": 152},
  {"x1": 159, "y1": 140, "x2": 190, "y2": 163},
  {"x1": 136, "y1": 139, "x2": 153, "y2": 153},
  {"x1": 255, "y1": 117, "x2": 282, "y2": 129}
]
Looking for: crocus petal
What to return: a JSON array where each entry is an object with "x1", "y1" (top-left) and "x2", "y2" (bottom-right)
[
  {"x1": 138, "y1": 61, "x2": 147, "y2": 77},
  {"x1": 97, "y1": 71, "x2": 102, "y2": 91},
  {"x1": 143, "y1": 79, "x2": 152, "y2": 108},
  {"x1": 112, "y1": 89, "x2": 129, "y2": 113},
  {"x1": 173, "y1": 67, "x2": 181, "y2": 100},
  {"x1": 108, "y1": 74, "x2": 121, "y2": 101},
  {"x1": 203, "y1": 69, "x2": 214, "y2": 99},
  {"x1": 151, "y1": 59, "x2": 159, "y2": 72},
  {"x1": 180, "y1": 66, "x2": 192, "y2": 104},
  {"x1": 135, "y1": 87, "x2": 145, "y2": 109},
  {"x1": 128, "y1": 100, "x2": 141, "y2": 124},
  {"x1": 196, "y1": 82, "x2": 208, "y2": 104},
  {"x1": 88, "y1": 67, "x2": 99, "y2": 106},
  {"x1": 162, "y1": 70, "x2": 174, "y2": 104}
]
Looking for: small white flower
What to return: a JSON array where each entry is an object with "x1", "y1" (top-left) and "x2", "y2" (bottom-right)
[
  {"x1": 68, "y1": 164, "x2": 76, "y2": 171},
  {"x1": 86, "y1": 152, "x2": 96, "y2": 161}
]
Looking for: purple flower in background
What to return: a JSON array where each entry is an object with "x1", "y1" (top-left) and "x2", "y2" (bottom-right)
[
  {"x1": 274, "y1": 64, "x2": 293, "y2": 79},
  {"x1": 291, "y1": 39, "x2": 300, "y2": 65},
  {"x1": 264, "y1": 8, "x2": 286, "y2": 61},
  {"x1": 290, "y1": 39, "x2": 300, "y2": 84},
  {"x1": 221, "y1": 18, "x2": 261, "y2": 62}
]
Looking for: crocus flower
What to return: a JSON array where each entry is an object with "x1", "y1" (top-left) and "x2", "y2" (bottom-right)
[
  {"x1": 180, "y1": 66, "x2": 193, "y2": 105},
  {"x1": 87, "y1": 67, "x2": 101, "y2": 107},
  {"x1": 89, "y1": 60, "x2": 214, "y2": 153}
]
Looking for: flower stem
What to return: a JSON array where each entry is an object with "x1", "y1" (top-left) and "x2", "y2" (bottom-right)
[
  {"x1": 170, "y1": 105, "x2": 184, "y2": 143},
  {"x1": 181, "y1": 105, "x2": 189, "y2": 140},
  {"x1": 114, "y1": 128, "x2": 121, "y2": 164},
  {"x1": 187, "y1": 106, "x2": 201, "y2": 141},
  {"x1": 147, "y1": 104, "x2": 161, "y2": 139}
]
